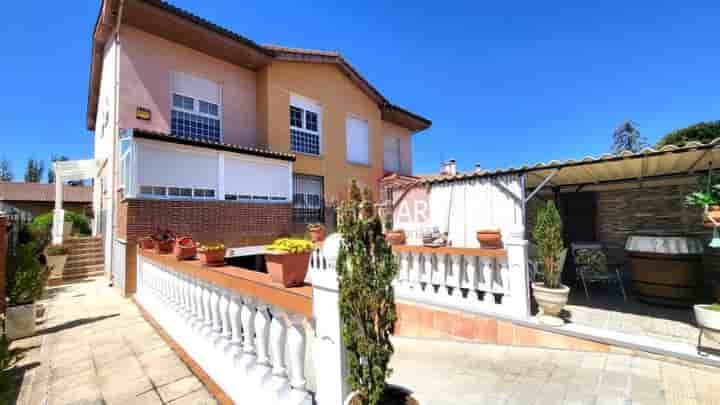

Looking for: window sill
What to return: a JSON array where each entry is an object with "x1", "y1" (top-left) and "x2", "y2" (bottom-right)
[{"x1": 292, "y1": 151, "x2": 323, "y2": 159}]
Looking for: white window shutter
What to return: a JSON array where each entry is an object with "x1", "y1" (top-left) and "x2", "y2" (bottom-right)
[
  {"x1": 172, "y1": 71, "x2": 220, "y2": 104},
  {"x1": 383, "y1": 136, "x2": 401, "y2": 172},
  {"x1": 346, "y1": 117, "x2": 369, "y2": 164}
]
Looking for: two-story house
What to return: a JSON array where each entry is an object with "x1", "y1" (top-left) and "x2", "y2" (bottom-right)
[{"x1": 87, "y1": 0, "x2": 430, "y2": 295}]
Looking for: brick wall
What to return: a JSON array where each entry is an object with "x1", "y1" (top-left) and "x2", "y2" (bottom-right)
[{"x1": 0, "y1": 216, "x2": 8, "y2": 314}]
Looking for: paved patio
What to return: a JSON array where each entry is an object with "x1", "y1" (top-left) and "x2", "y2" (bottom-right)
[
  {"x1": 390, "y1": 338, "x2": 720, "y2": 405},
  {"x1": 8, "y1": 278, "x2": 216, "y2": 405}
]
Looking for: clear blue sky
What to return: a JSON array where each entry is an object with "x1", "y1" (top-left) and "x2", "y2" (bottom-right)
[{"x1": 2, "y1": 1, "x2": 719, "y2": 180}]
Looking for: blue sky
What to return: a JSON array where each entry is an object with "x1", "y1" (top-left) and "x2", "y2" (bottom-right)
[{"x1": 1, "y1": 1, "x2": 719, "y2": 180}]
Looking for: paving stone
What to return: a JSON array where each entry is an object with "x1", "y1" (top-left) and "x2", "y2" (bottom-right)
[
  {"x1": 158, "y1": 375, "x2": 204, "y2": 402},
  {"x1": 147, "y1": 363, "x2": 193, "y2": 387},
  {"x1": 168, "y1": 388, "x2": 217, "y2": 405}
]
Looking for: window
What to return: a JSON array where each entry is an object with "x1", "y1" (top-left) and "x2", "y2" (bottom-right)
[
  {"x1": 383, "y1": 136, "x2": 401, "y2": 173},
  {"x1": 139, "y1": 185, "x2": 214, "y2": 200},
  {"x1": 289, "y1": 95, "x2": 321, "y2": 155},
  {"x1": 293, "y1": 174, "x2": 324, "y2": 223},
  {"x1": 171, "y1": 72, "x2": 222, "y2": 142},
  {"x1": 346, "y1": 116, "x2": 369, "y2": 165},
  {"x1": 118, "y1": 132, "x2": 133, "y2": 197}
]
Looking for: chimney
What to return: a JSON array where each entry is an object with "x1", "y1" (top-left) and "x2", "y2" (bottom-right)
[
  {"x1": 446, "y1": 159, "x2": 457, "y2": 176},
  {"x1": 474, "y1": 163, "x2": 482, "y2": 173}
]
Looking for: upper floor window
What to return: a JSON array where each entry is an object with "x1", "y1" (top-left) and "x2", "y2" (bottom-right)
[
  {"x1": 289, "y1": 95, "x2": 321, "y2": 155},
  {"x1": 346, "y1": 116, "x2": 369, "y2": 165},
  {"x1": 383, "y1": 136, "x2": 401, "y2": 173},
  {"x1": 170, "y1": 71, "x2": 222, "y2": 143}
]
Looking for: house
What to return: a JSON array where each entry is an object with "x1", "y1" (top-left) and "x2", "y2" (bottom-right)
[
  {"x1": 0, "y1": 182, "x2": 91, "y2": 218},
  {"x1": 81, "y1": 0, "x2": 430, "y2": 295}
]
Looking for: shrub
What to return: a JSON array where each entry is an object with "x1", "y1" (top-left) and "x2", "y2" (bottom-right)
[
  {"x1": 533, "y1": 201, "x2": 565, "y2": 289},
  {"x1": 656, "y1": 121, "x2": 720, "y2": 147},
  {"x1": 45, "y1": 245, "x2": 68, "y2": 256},
  {"x1": 6, "y1": 242, "x2": 46, "y2": 306},
  {"x1": 266, "y1": 238, "x2": 314, "y2": 254},
  {"x1": 336, "y1": 180, "x2": 397, "y2": 405},
  {"x1": 30, "y1": 211, "x2": 91, "y2": 237}
]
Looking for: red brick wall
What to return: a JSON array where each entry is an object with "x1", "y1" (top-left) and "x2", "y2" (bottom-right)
[
  {"x1": 0, "y1": 216, "x2": 8, "y2": 314},
  {"x1": 119, "y1": 199, "x2": 292, "y2": 245}
]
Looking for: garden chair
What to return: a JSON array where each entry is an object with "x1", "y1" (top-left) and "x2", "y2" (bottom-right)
[{"x1": 571, "y1": 243, "x2": 627, "y2": 301}]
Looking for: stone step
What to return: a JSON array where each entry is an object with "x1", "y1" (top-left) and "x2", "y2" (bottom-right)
[
  {"x1": 64, "y1": 264, "x2": 105, "y2": 274},
  {"x1": 66, "y1": 256, "x2": 104, "y2": 266},
  {"x1": 67, "y1": 251, "x2": 104, "y2": 260},
  {"x1": 64, "y1": 237, "x2": 103, "y2": 244},
  {"x1": 61, "y1": 271, "x2": 105, "y2": 282}
]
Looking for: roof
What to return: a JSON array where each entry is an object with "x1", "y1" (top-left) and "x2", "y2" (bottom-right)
[
  {"x1": 86, "y1": 0, "x2": 430, "y2": 132},
  {"x1": 131, "y1": 129, "x2": 296, "y2": 162},
  {"x1": 419, "y1": 139, "x2": 720, "y2": 189},
  {"x1": 0, "y1": 183, "x2": 93, "y2": 203}
]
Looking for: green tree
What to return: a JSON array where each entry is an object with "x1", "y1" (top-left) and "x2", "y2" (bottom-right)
[
  {"x1": 612, "y1": 120, "x2": 646, "y2": 154},
  {"x1": 534, "y1": 201, "x2": 565, "y2": 289},
  {"x1": 47, "y1": 155, "x2": 69, "y2": 184},
  {"x1": 23, "y1": 159, "x2": 45, "y2": 183},
  {"x1": 336, "y1": 180, "x2": 397, "y2": 405},
  {"x1": 656, "y1": 121, "x2": 720, "y2": 147},
  {"x1": 0, "y1": 158, "x2": 12, "y2": 182}
]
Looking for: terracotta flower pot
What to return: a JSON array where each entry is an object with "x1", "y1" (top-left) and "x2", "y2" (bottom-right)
[
  {"x1": 309, "y1": 228, "x2": 327, "y2": 243},
  {"x1": 532, "y1": 282, "x2": 570, "y2": 326},
  {"x1": 138, "y1": 238, "x2": 155, "y2": 250},
  {"x1": 200, "y1": 249, "x2": 225, "y2": 267},
  {"x1": 154, "y1": 239, "x2": 175, "y2": 254},
  {"x1": 265, "y1": 251, "x2": 311, "y2": 288},
  {"x1": 174, "y1": 238, "x2": 198, "y2": 260},
  {"x1": 704, "y1": 205, "x2": 720, "y2": 228},
  {"x1": 476, "y1": 229, "x2": 503, "y2": 249},
  {"x1": 385, "y1": 231, "x2": 406, "y2": 246}
]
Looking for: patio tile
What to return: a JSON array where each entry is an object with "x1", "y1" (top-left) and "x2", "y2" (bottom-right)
[
  {"x1": 158, "y1": 375, "x2": 204, "y2": 402},
  {"x1": 168, "y1": 388, "x2": 217, "y2": 405},
  {"x1": 147, "y1": 363, "x2": 193, "y2": 387}
]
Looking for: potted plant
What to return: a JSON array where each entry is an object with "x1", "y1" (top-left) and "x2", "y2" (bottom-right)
[
  {"x1": 476, "y1": 229, "x2": 503, "y2": 249},
  {"x1": 45, "y1": 244, "x2": 68, "y2": 281},
  {"x1": 531, "y1": 201, "x2": 569, "y2": 327},
  {"x1": 174, "y1": 236, "x2": 198, "y2": 260},
  {"x1": 138, "y1": 236, "x2": 155, "y2": 250},
  {"x1": 685, "y1": 174, "x2": 720, "y2": 227},
  {"x1": 695, "y1": 302, "x2": 720, "y2": 346},
  {"x1": 307, "y1": 223, "x2": 327, "y2": 243},
  {"x1": 198, "y1": 242, "x2": 225, "y2": 267},
  {"x1": 152, "y1": 228, "x2": 175, "y2": 254},
  {"x1": 264, "y1": 238, "x2": 314, "y2": 287},
  {"x1": 5, "y1": 242, "x2": 47, "y2": 340},
  {"x1": 384, "y1": 229, "x2": 406, "y2": 246},
  {"x1": 338, "y1": 180, "x2": 421, "y2": 405}
]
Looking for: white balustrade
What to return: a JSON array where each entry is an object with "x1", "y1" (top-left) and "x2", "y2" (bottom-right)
[{"x1": 135, "y1": 255, "x2": 316, "y2": 405}]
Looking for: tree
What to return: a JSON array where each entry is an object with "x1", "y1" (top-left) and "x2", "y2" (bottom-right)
[
  {"x1": 0, "y1": 158, "x2": 12, "y2": 182},
  {"x1": 24, "y1": 159, "x2": 45, "y2": 183},
  {"x1": 47, "y1": 155, "x2": 68, "y2": 184},
  {"x1": 656, "y1": 121, "x2": 720, "y2": 147},
  {"x1": 611, "y1": 120, "x2": 647, "y2": 154},
  {"x1": 534, "y1": 201, "x2": 565, "y2": 289},
  {"x1": 336, "y1": 180, "x2": 397, "y2": 405}
]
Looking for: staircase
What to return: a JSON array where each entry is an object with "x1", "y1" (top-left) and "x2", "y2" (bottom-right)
[{"x1": 52, "y1": 236, "x2": 105, "y2": 285}]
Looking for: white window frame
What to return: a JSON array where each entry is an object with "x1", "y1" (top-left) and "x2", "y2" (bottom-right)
[
  {"x1": 346, "y1": 114, "x2": 370, "y2": 165},
  {"x1": 170, "y1": 71, "x2": 223, "y2": 142},
  {"x1": 289, "y1": 94, "x2": 322, "y2": 156},
  {"x1": 118, "y1": 130, "x2": 135, "y2": 198}
]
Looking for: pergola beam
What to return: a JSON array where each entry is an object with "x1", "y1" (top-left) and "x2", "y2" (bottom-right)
[{"x1": 525, "y1": 169, "x2": 560, "y2": 204}]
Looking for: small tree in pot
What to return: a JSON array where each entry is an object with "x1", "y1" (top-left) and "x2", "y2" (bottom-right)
[
  {"x1": 6, "y1": 242, "x2": 47, "y2": 339},
  {"x1": 337, "y1": 180, "x2": 419, "y2": 405},
  {"x1": 531, "y1": 201, "x2": 569, "y2": 327}
]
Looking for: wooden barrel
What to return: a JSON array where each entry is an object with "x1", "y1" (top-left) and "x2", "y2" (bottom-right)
[{"x1": 628, "y1": 251, "x2": 703, "y2": 306}]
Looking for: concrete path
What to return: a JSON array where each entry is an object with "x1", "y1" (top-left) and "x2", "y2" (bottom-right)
[
  {"x1": 10, "y1": 278, "x2": 216, "y2": 405},
  {"x1": 390, "y1": 337, "x2": 720, "y2": 405}
]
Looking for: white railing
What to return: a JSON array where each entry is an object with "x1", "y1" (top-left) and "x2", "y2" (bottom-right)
[
  {"x1": 136, "y1": 254, "x2": 345, "y2": 405},
  {"x1": 393, "y1": 226, "x2": 531, "y2": 319}
]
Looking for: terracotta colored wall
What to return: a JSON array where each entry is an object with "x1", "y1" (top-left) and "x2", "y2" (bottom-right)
[
  {"x1": 0, "y1": 216, "x2": 7, "y2": 314},
  {"x1": 119, "y1": 25, "x2": 258, "y2": 146},
  {"x1": 257, "y1": 61, "x2": 407, "y2": 201}
]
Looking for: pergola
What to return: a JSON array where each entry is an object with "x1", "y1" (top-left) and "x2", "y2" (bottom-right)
[{"x1": 52, "y1": 159, "x2": 101, "y2": 244}]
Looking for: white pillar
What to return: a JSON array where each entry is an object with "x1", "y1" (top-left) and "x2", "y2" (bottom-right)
[
  {"x1": 52, "y1": 174, "x2": 64, "y2": 245},
  {"x1": 504, "y1": 224, "x2": 531, "y2": 318}
]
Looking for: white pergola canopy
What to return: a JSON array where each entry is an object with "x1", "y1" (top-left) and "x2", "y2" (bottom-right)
[{"x1": 52, "y1": 159, "x2": 102, "y2": 244}]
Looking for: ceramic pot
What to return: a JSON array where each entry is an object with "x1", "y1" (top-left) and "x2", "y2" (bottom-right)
[
  {"x1": 385, "y1": 231, "x2": 406, "y2": 246},
  {"x1": 200, "y1": 249, "x2": 225, "y2": 267},
  {"x1": 695, "y1": 304, "x2": 720, "y2": 343},
  {"x1": 476, "y1": 229, "x2": 503, "y2": 249},
  {"x1": 265, "y1": 251, "x2": 311, "y2": 287},
  {"x1": 532, "y1": 282, "x2": 570, "y2": 326},
  {"x1": 45, "y1": 254, "x2": 68, "y2": 280},
  {"x1": 309, "y1": 227, "x2": 327, "y2": 243},
  {"x1": 154, "y1": 239, "x2": 175, "y2": 254},
  {"x1": 6, "y1": 303, "x2": 36, "y2": 340},
  {"x1": 344, "y1": 384, "x2": 422, "y2": 405},
  {"x1": 174, "y1": 238, "x2": 198, "y2": 261},
  {"x1": 138, "y1": 238, "x2": 155, "y2": 250},
  {"x1": 704, "y1": 206, "x2": 720, "y2": 228}
]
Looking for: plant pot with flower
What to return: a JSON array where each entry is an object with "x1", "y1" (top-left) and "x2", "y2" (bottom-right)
[
  {"x1": 174, "y1": 236, "x2": 198, "y2": 261},
  {"x1": 685, "y1": 174, "x2": 720, "y2": 227},
  {"x1": 198, "y1": 243, "x2": 226, "y2": 267},
  {"x1": 531, "y1": 201, "x2": 570, "y2": 327},
  {"x1": 44, "y1": 244, "x2": 68, "y2": 281},
  {"x1": 6, "y1": 242, "x2": 46, "y2": 340},
  {"x1": 152, "y1": 228, "x2": 175, "y2": 254},
  {"x1": 307, "y1": 223, "x2": 327, "y2": 243},
  {"x1": 339, "y1": 180, "x2": 422, "y2": 405},
  {"x1": 138, "y1": 236, "x2": 155, "y2": 251},
  {"x1": 264, "y1": 238, "x2": 314, "y2": 287}
]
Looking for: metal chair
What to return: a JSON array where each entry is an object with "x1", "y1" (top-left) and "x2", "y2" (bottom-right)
[{"x1": 572, "y1": 243, "x2": 627, "y2": 301}]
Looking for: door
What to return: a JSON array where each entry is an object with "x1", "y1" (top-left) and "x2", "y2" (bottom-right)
[{"x1": 558, "y1": 192, "x2": 598, "y2": 283}]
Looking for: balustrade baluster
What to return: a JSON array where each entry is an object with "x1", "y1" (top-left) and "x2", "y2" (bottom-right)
[
  {"x1": 227, "y1": 295, "x2": 243, "y2": 356},
  {"x1": 482, "y1": 258, "x2": 496, "y2": 305},
  {"x1": 236, "y1": 298, "x2": 257, "y2": 372},
  {"x1": 218, "y1": 289, "x2": 232, "y2": 341},
  {"x1": 448, "y1": 254, "x2": 462, "y2": 299},
  {"x1": 410, "y1": 252, "x2": 421, "y2": 294},
  {"x1": 463, "y1": 255, "x2": 479, "y2": 306},
  {"x1": 286, "y1": 315, "x2": 308, "y2": 394},
  {"x1": 269, "y1": 307, "x2": 290, "y2": 397}
]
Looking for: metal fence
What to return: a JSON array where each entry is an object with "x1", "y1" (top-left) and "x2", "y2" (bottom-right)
[
  {"x1": 5, "y1": 209, "x2": 33, "y2": 256},
  {"x1": 293, "y1": 174, "x2": 325, "y2": 224}
]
